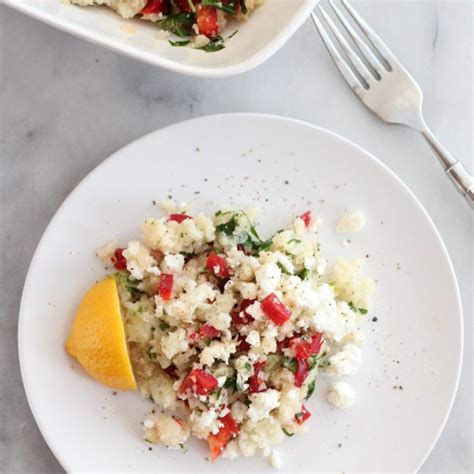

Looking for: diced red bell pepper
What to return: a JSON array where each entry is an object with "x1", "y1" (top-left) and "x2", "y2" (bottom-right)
[
  {"x1": 310, "y1": 332, "x2": 323, "y2": 355},
  {"x1": 208, "y1": 413, "x2": 239, "y2": 461},
  {"x1": 158, "y1": 273, "x2": 173, "y2": 300},
  {"x1": 112, "y1": 248, "x2": 127, "y2": 270},
  {"x1": 289, "y1": 338, "x2": 313, "y2": 361},
  {"x1": 179, "y1": 369, "x2": 218, "y2": 396},
  {"x1": 231, "y1": 299, "x2": 256, "y2": 327},
  {"x1": 141, "y1": 0, "x2": 169, "y2": 14},
  {"x1": 196, "y1": 5, "x2": 219, "y2": 38},
  {"x1": 276, "y1": 337, "x2": 291, "y2": 352},
  {"x1": 198, "y1": 324, "x2": 220, "y2": 339},
  {"x1": 289, "y1": 332, "x2": 323, "y2": 361},
  {"x1": 295, "y1": 404, "x2": 311, "y2": 425},
  {"x1": 237, "y1": 334, "x2": 250, "y2": 352},
  {"x1": 248, "y1": 361, "x2": 266, "y2": 393},
  {"x1": 294, "y1": 359, "x2": 309, "y2": 388},
  {"x1": 206, "y1": 253, "x2": 230, "y2": 278},
  {"x1": 168, "y1": 213, "x2": 192, "y2": 223},
  {"x1": 188, "y1": 331, "x2": 199, "y2": 343},
  {"x1": 300, "y1": 210, "x2": 312, "y2": 228},
  {"x1": 261, "y1": 293, "x2": 292, "y2": 326}
]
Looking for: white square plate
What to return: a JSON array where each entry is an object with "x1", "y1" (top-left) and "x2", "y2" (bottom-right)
[{"x1": 4, "y1": 0, "x2": 318, "y2": 77}]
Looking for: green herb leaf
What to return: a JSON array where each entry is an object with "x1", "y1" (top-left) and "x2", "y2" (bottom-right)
[
  {"x1": 348, "y1": 301, "x2": 368, "y2": 315},
  {"x1": 169, "y1": 39, "x2": 190, "y2": 47},
  {"x1": 277, "y1": 261, "x2": 292, "y2": 275},
  {"x1": 288, "y1": 239, "x2": 301, "y2": 244},
  {"x1": 282, "y1": 428, "x2": 294, "y2": 437},
  {"x1": 224, "y1": 376, "x2": 237, "y2": 391},
  {"x1": 216, "y1": 214, "x2": 238, "y2": 235},
  {"x1": 244, "y1": 362, "x2": 252, "y2": 372},
  {"x1": 297, "y1": 268, "x2": 310, "y2": 280},
  {"x1": 308, "y1": 355, "x2": 318, "y2": 370},
  {"x1": 282, "y1": 356, "x2": 297, "y2": 373},
  {"x1": 228, "y1": 29, "x2": 238, "y2": 39},
  {"x1": 156, "y1": 12, "x2": 195, "y2": 37},
  {"x1": 198, "y1": 36, "x2": 226, "y2": 53},
  {"x1": 159, "y1": 322, "x2": 171, "y2": 331},
  {"x1": 306, "y1": 380, "x2": 316, "y2": 400},
  {"x1": 201, "y1": 0, "x2": 237, "y2": 14},
  {"x1": 146, "y1": 349, "x2": 157, "y2": 360}
]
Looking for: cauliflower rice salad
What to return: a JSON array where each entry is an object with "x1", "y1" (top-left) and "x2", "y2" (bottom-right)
[
  {"x1": 98, "y1": 201, "x2": 374, "y2": 467},
  {"x1": 67, "y1": 0, "x2": 262, "y2": 51}
]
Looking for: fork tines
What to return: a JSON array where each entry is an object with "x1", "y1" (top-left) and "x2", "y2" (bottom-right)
[{"x1": 311, "y1": 0, "x2": 400, "y2": 92}]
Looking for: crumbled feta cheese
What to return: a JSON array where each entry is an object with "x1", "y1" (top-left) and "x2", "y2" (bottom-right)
[
  {"x1": 231, "y1": 401, "x2": 248, "y2": 423},
  {"x1": 160, "y1": 328, "x2": 189, "y2": 360},
  {"x1": 247, "y1": 390, "x2": 280, "y2": 422},
  {"x1": 206, "y1": 311, "x2": 232, "y2": 331},
  {"x1": 246, "y1": 330, "x2": 261, "y2": 347},
  {"x1": 255, "y1": 263, "x2": 281, "y2": 298},
  {"x1": 123, "y1": 240, "x2": 158, "y2": 279},
  {"x1": 328, "y1": 343, "x2": 362, "y2": 376},
  {"x1": 200, "y1": 341, "x2": 236, "y2": 366},
  {"x1": 336, "y1": 210, "x2": 366, "y2": 233},
  {"x1": 245, "y1": 301, "x2": 265, "y2": 321},
  {"x1": 162, "y1": 254, "x2": 185, "y2": 273},
  {"x1": 234, "y1": 281, "x2": 258, "y2": 299},
  {"x1": 143, "y1": 419, "x2": 154, "y2": 429},
  {"x1": 267, "y1": 449, "x2": 282, "y2": 469},
  {"x1": 327, "y1": 382, "x2": 356, "y2": 408}
]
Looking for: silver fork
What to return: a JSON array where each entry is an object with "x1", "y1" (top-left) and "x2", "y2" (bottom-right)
[{"x1": 311, "y1": 0, "x2": 474, "y2": 208}]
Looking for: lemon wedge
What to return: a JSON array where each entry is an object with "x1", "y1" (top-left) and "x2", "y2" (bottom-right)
[{"x1": 66, "y1": 277, "x2": 137, "y2": 391}]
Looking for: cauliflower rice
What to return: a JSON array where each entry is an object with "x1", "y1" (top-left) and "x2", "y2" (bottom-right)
[{"x1": 98, "y1": 202, "x2": 374, "y2": 467}]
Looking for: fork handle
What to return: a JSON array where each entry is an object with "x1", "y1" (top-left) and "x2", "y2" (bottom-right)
[{"x1": 421, "y1": 126, "x2": 474, "y2": 209}]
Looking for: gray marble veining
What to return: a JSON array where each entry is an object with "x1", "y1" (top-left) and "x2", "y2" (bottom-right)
[{"x1": 0, "y1": 1, "x2": 472, "y2": 472}]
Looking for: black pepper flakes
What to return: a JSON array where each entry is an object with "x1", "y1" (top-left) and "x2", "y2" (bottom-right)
[{"x1": 372, "y1": 317, "x2": 378, "y2": 322}]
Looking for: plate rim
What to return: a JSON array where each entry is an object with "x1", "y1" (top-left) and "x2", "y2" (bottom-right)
[
  {"x1": 3, "y1": 0, "x2": 318, "y2": 78},
  {"x1": 18, "y1": 113, "x2": 464, "y2": 472}
]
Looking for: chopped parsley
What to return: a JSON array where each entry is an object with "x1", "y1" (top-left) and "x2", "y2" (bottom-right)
[
  {"x1": 159, "y1": 322, "x2": 171, "y2": 331},
  {"x1": 282, "y1": 356, "x2": 297, "y2": 373},
  {"x1": 277, "y1": 261, "x2": 292, "y2": 275},
  {"x1": 308, "y1": 355, "x2": 318, "y2": 370},
  {"x1": 202, "y1": 0, "x2": 238, "y2": 14},
  {"x1": 297, "y1": 268, "x2": 310, "y2": 280},
  {"x1": 305, "y1": 380, "x2": 316, "y2": 400},
  {"x1": 198, "y1": 35, "x2": 226, "y2": 53},
  {"x1": 146, "y1": 349, "x2": 157, "y2": 360},
  {"x1": 282, "y1": 428, "x2": 294, "y2": 437},
  {"x1": 216, "y1": 214, "x2": 238, "y2": 235},
  {"x1": 243, "y1": 362, "x2": 252, "y2": 372},
  {"x1": 169, "y1": 39, "x2": 190, "y2": 47},
  {"x1": 156, "y1": 12, "x2": 195, "y2": 37},
  {"x1": 348, "y1": 301, "x2": 368, "y2": 314}
]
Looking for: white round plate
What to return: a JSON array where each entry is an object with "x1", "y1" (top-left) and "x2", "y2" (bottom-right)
[{"x1": 19, "y1": 114, "x2": 463, "y2": 472}]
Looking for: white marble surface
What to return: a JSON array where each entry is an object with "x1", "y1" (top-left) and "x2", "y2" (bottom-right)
[{"x1": 0, "y1": 1, "x2": 472, "y2": 472}]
